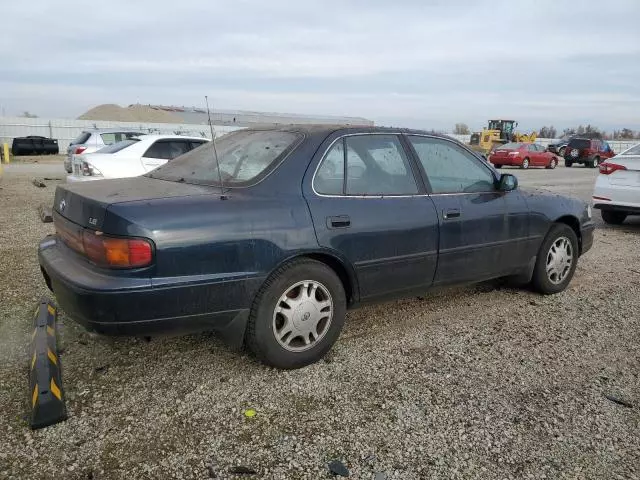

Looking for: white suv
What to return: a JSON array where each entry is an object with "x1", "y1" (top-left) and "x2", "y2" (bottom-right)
[
  {"x1": 592, "y1": 143, "x2": 640, "y2": 224},
  {"x1": 64, "y1": 129, "x2": 146, "y2": 173}
]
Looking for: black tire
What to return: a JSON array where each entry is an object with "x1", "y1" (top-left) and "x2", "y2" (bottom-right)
[
  {"x1": 546, "y1": 157, "x2": 558, "y2": 169},
  {"x1": 531, "y1": 223, "x2": 579, "y2": 295},
  {"x1": 493, "y1": 164, "x2": 502, "y2": 169},
  {"x1": 564, "y1": 159, "x2": 573, "y2": 167},
  {"x1": 559, "y1": 146, "x2": 566, "y2": 157},
  {"x1": 588, "y1": 156, "x2": 598, "y2": 168},
  {"x1": 246, "y1": 259, "x2": 347, "y2": 369},
  {"x1": 601, "y1": 210, "x2": 627, "y2": 225},
  {"x1": 521, "y1": 157, "x2": 530, "y2": 169}
]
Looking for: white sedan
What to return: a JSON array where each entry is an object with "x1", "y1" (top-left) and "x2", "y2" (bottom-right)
[
  {"x1": 67, "y1": 134, "x2": 209, "y2": 182},
  {"x1": 593, "y1": 143, "x2": 640, "y2": 224}
]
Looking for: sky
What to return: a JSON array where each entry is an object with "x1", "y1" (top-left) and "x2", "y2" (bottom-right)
[{"x1": 1, "y1": 0, "x2": 639, "y2": 133}]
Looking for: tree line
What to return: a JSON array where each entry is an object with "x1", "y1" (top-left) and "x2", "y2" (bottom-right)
[{"x1": 453, "y1": 123, "x2": 640, "y2": 140}]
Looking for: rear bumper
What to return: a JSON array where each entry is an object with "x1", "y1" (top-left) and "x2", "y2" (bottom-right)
[
  {"x1": 38, "y1": 236, "x2": 262, "y2": 346},
  {"x1": 593, "y1": 180, "x2": 640, "y2": 212},
  {"x1": 490, "y1": 157, "x2": 522, "y2": 166}
]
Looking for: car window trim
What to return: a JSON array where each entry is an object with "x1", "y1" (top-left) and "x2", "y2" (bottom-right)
[
  {"x1": 311, "y1": 132, "x2": 426, "y2": 198},
  {"x1": 403, "y1": 133, "x2": 499, "y2": 195}
]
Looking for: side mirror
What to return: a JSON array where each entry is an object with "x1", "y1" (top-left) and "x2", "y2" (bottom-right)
[{"x1": 498, "y1": 173, "x2": 518, "y2": 192}]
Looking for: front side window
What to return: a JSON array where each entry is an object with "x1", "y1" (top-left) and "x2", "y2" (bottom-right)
[
  {"x1": 147, "y1": 130, "x2": 302, "y2": 186},
  {"x1": 408, "y1": 136, "x2": 495, "y2": 194}
]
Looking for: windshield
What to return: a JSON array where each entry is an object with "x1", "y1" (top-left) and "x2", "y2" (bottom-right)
[
  {"x1": 568, "y1": 139, "x2": 590, "y2": 149},
  {"x1": 498, "y1": 142, "x2": 523, "y2": 150},
  {"x1": 147, "y1": 130, "x2": 303, "y2": 186},
  {"x1": 96, "y1": 139, "x2": 140, "y2": 154},
  {"x1": 620, "y1": 144, "x2": 640, "y2": 156}
]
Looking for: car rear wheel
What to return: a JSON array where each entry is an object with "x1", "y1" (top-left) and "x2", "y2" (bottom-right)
[
  {"x1": 532, "y1": 224, "x2": 579, "y2": 294},
  {"x1": 246, "y1": 259, "x2": 346, "y2": 369},
  {"x1": 601, "y1": 210, "x2": 627, "y2": 225},
  {"x1": 559, "y1": 146, "x2": 566, "y2": 157},
  {"x1": 521, "y1": 158, "x2": 530, "y2": 169},
  {"x1": 564, "y1": 159, "x2": 573, "y2": 167},
  {"x1": 546, "y1": 157, "x2": 558, "y2": 169}
]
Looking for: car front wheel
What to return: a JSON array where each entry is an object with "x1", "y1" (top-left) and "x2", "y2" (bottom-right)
[
  {"x1": 246, "y1": 259, "x2": 346, "y2": 369},
  {"x1": 532, "y1": 224, "x2": 579, "y2": 294},
  {"x1": 601, "y1": 210, "x2": 627, "y2": 225},
  {"x1": 546, "y1": 157, "x2": 558, "y2": 169}
]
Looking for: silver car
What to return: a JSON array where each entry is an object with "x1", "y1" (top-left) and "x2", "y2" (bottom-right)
[{"x1": 64, "y1": 129, "x2": 146, "y2": 173}]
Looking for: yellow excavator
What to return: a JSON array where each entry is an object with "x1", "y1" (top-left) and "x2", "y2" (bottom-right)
[{"x1": 469, "y1": 120, "x2": 537, "y2": 156}]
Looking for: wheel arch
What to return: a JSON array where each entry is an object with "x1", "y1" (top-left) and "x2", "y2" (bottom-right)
[
  {"x1": 266, "y1": 250, "x2": 359, "y2": 306},
  {"x1": 553, "y1": 215, "x2": 582, "y2": 253}
]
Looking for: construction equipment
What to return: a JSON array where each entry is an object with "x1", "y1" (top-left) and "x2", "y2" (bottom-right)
[{"x1": 469, "y1": 120, "x2": 537, "y2": 156}]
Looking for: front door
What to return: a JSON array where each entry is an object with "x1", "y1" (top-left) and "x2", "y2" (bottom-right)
[
  {"x1": 304, "y1": 133, "x2": 440, "y2": 302},
  {"x1": 405, "y1": 135, "x2": 529, "y2": 285}
]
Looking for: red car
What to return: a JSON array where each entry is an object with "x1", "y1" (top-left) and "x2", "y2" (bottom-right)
[{"x1": 489, "y1": 142, "x2": 559, "y2": 169}]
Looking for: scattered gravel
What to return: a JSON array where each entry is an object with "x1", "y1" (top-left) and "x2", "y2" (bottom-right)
[{"x1": 1, "y1": 163, "x2": 638, "y2": 479}]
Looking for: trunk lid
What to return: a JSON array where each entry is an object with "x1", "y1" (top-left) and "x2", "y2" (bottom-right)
[
  {"x1": 53, "y1": 176, "x2": 215, "y2": 230},
  {"x1": 608, "y1": 155, "x2": 640, "y2": 186}
]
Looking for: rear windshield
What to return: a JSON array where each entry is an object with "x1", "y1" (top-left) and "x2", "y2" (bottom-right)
[
  {"x1": 568, "y1": 139, "x2": 590, "y2": 149},
  {"x1": 147, "y1": 130, "x2": 303, "y2": 187},
  {"x1": 70, "y1": 132, "x2": 91, "y2": 145},
  {"x1": 621, "y1": 144, "x2": 640, "y2": 156},
  {"x1": 96, "y1": 139, "x2": 140, "y2": 154},
  {"x1": 498, "y1": 142, "x2": 523, "y2": 150}
]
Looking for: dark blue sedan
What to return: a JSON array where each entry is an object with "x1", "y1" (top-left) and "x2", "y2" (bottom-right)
[{"x1": 39, "y1": 126, "x2": 594, "y2": 368}]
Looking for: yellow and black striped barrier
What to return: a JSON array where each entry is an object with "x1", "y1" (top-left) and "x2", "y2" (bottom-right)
[{"x1": 28, "y1": 299, "x2": 67, "y2": 429}]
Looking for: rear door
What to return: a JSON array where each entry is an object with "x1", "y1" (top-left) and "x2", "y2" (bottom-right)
[
  {"x1": 406, "y1": 135, "x2": 530, "y2": 285},
  {"x1": 304, "y1": 133, "x2": 440, "y2": 302}
]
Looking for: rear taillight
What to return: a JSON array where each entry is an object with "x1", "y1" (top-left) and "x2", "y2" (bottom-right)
[
  {"x1": 599, "y1": 162, "x2": 627, "y2": 175},
  {"x1": 74, "y1": 146, "x2": 87, "y2": 155},
  {"x1": 82, "y1": 231, "x2": 153, "y2": 268}
]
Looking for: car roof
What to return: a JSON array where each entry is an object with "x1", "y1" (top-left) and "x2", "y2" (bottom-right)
[
  {"x1": 83, "y1": 128, "x2": 147, "y2": 134},
  {"x1": 134, "y1": 134, "x2": 210, "y2": 141},
  {"x1": 239, "y1": 124, "x2": 458, "y2": 141}
]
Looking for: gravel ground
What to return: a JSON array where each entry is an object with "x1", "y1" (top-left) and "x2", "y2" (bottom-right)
[{"x1": 1, "y1": 162, "x2": 638, "y2": 480}]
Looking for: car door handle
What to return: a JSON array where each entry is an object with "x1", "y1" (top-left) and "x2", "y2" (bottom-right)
[
  {"x1": 327, "y1": 215, "x2": 351, "y2": 229},
  {"x1": 443, "y1": 209, "x2": 461, "y2": 220}
]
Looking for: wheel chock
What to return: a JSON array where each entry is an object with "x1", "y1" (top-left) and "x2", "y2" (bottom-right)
[{"x1": 28, "y1": 299, "x2": 68, "y2": 429}]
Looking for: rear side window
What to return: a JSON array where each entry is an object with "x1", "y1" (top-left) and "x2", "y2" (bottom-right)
[
  {"x1": 70, "y1": 132, "x2": 91, "y2": 145},
  {"x1": 147, "y1": 130, "x2": 302, "y2": 186},
  {"x1": 314, "y1": 135, "x2": 418, "y2": 196},
  {"x1": 144, "y1": 140, "x2": 191, "y2": 160},
  {"x1": 409, "y1": 136, "x2": 495, "y2": 194},
  {"x1": 568, "y1": 139, "x2": 590, "y2": 149}
]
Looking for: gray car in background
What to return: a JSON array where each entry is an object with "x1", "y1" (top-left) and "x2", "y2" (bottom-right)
[{"x1": 64, "y1": 129, "x2": 146, "y2": 173}]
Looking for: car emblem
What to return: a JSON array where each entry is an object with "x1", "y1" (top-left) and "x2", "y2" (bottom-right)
[
  {"x1": 302, "y1": 312, "x2": 311, "y2": 321},
  {"x1": 59, "y1": 199, "x2": 66, "y2": 212}
]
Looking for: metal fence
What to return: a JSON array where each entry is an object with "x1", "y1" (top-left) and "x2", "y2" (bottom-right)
[
  {"x1": 1, "y1": 116, "x2": 637, "y2": 154},
  {"x1": 0, "y1": 116, "x2": 242, "y2": 153}
]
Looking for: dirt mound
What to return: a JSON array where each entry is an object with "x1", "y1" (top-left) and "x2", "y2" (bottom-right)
[{"x1": 78, "y1": 104, "x2": 183, "y2": 123}]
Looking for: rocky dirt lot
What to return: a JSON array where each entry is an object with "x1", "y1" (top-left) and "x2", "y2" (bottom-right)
[{"x1": 0, "y1": 162, "x2": 638, "y2": 480}]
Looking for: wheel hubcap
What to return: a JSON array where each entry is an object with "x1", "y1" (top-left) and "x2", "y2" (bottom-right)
[
  {"x1": 272, "y1": 280, "x2": 333, "y2": 352},
  {"x1": 546, "y1": 237, "x2": 573, "y2": 285}
]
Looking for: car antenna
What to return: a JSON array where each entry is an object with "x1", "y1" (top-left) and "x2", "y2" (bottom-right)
[{"x1": 205, "y1": 95, "x2": 227, "y2": 200}]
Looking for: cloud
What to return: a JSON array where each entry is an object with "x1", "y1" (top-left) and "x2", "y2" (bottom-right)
[{"x1": 1, "y1": 0, "x2": 639, "y2": 131}]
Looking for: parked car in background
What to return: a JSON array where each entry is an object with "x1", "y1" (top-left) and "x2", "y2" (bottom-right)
[
  {"x1": 547, "y1": 137, "x2": 573, "y2": 157},
  {"x1": 64, "y1": 129, "x2": 146, "y2": 173},
  {"x1": 11, "y1": 136, "x2": 59, "y2": 156},
  {"x1": 564, "y1": 138, "x2": 614, "y2": 168},
  {"x1": 489, "y1": 142, "x2": 558, "y2": 169},
  {"x1": 40, "y1": 126, "x2": 594, "y2": 369},
  {"x1": 593, "y1": 142, "x2": 640, "y2": 224},
  {"x1": 67, "y1": 134, "x2": 209, "y2": 182}
]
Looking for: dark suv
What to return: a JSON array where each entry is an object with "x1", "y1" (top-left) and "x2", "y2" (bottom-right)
[{"x1": 564, "y1": 138, "x2": 614, "y2": 168}]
